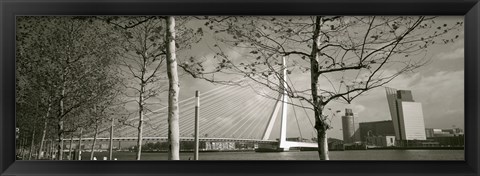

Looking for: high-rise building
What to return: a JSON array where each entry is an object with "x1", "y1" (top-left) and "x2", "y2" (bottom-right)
[
  {"x1": 385, "y1": 87, "x2": 427, "y2": 141},
  {"x1": 341, "y1": 109, "x2": 355, "y2": 144}
]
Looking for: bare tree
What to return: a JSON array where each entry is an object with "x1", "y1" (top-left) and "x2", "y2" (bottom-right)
[
  {"x1": 87, "y1": 81, "x2": 120, "y2": 160},
  {"x1": 183, "y1": 16, "x2": 462, "y2": 160},
  {"x1": 106, "y1": 16, "x2": 202, "y2": 160},
  {"x1": 108, "y1": 17, "x2": 169, "y2": 160},
  {"x1": 165, "y1": 16, "x2": 180, "y2": 160},
  {"x1": 16, "y1": 17, "x2": 120, "y2": 160},
  {"x1": 87, "y1": 104, "x2": 114, "y2": 160},
  {"x1": 16, "y1": 17, "x2": 58, "y2": 160}
]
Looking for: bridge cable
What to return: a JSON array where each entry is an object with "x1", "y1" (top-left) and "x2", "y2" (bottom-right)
[
  {"x1": 148, "y1": 83, "x2": 245, "y2": 131},
  {"x1": 286, "y1": 75, "x2": 315, "y2": 129},
  {"x1": 289, "y1": 96, "x2": 304, "y2": 140},
  {"x1": 164, "y1": 66, "x2": 284, "y2": 137},
  {"x1": 206, "y1": 92, "x2": 271, "y2": 138},
  {"x1": 121, "y1": 83, "x2": 248, "y2": 137},
  {"x1": 176, "y1": 85, "x2": 251, "y2": 136},
  {"x1": 228, "y1": 90, "x2": 277, "y2": 139},
  {"x1": 111, "y1": 66, "x2": 284, "y2": 139},
  {"x1": 218, "y1": 97, "x2": 271, "y2": 138},
  {"x1": 187, "y1": 87, "x2": 256, "y2": 137},
  {"x1": 250, "y1": 89, "x2": 281, "y2": 139}
]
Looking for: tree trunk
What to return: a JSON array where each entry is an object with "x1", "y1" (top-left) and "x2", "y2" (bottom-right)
[
  {"x1": 28, "y1": 127, "x2": 36, "y2": 160},
  {"x1": 316, "y1": 127, "x2": 329, "y2": 160},
  {"x1": 57, "y1": 120, "x2": 64, "y2": 160},
  {"x1": 23, "y1": 136, "x2": 29, "y2": 159},
  {"x1": 68, "y1": 133, "x2": 74, "y2": 160},
  {"x1": 57, "y1": 81, "x2": 66, "y2": 160},
  {"x1": 313, "y1": 105, "x2": 330, "y2": 160},
  {"x1": 90, "y1": 123, "x2": 99, "y2": 160},
  {"x1": 136, "y1": 94, "x2": 144, "y2": 160},
  {"x1": 109, "y1": 117, "x2": 114, "y2": 160},
  {"x1": 310, "y1": 16, "x2": 330, "y2": 160},
  {"x1": 50, "y1": 139, "x2": 55, "y2": 160},
  {"x1": 77, "y1": 128, "x2": 83, "y2": 160},
  {"x1": 166, "y1": 16, "x2": 180, "y2": 160},
  {"x1": 37, "y1": 101, "x2": 51, "y2": 159},
  {"x1": 46, "y1": 140, "x2": 50, "y2": 160},
  {"x1": 16, "y1": 129, "x2": 20, "y2": 158},
  {"x1": 20, "y1": 136, "x2": 26, "y2": 159},
  {"x1": 135, "y1": 51, "x2": 148, "y2": 160},
  {"x1": 58, "y1": 136, "x2": 64, "y2": 160}
]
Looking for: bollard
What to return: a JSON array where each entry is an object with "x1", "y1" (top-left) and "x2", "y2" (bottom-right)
[{"x1": 194, "y1": 90, "x2": 200, "y2": 160}]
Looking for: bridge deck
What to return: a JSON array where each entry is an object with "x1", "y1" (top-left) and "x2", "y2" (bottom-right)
[{"x1": 69, "y1": 137, "x2": 278, "y2": 143}]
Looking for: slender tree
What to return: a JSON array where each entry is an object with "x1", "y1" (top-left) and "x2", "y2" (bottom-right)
[
  {"x1": 16, "y1": 17, "x2": 120, "y2": 160},
  {"x1": 165, "y1": 16, "x2": 180, "y2": 160},
  {"x1": 16, "y1": 17, "x2": 58, "y2": 160},
  {"x1": 106, "y1": 17, "x2": 168, "y2": 160},
  {"x1": 184, "y1": 16, "x2": 462, "y2": 160},
  {"x1": 105, "y1": 16, "x2": 202, "y2": 160}
]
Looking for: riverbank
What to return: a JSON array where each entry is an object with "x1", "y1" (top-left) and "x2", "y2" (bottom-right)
[
  {"x1": 141, "y1": 149, "x2": 255, "y2": 153},
  {"x1": 77, "y1": 150, "x2": 464, "y2": 160},
  {"x1": 299, "y1": 146, "x2": 464, "y2": 151},
  {"x1": 367, "y1": 146, "x2": 464, "y2": 150}
]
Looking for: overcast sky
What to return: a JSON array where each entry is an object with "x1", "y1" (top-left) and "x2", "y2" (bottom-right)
[{"x1": 124, "y1": 16, "x2": 464, "y2": 140}]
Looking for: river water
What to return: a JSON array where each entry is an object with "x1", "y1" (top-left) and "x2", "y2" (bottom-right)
[{"x1": 82, "y1": 150, "x2": 464, "y2": 160}]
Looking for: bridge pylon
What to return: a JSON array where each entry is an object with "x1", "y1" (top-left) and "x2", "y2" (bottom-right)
[{"x1": 261, "y1": 56, "x2": 318, "y2": 151}]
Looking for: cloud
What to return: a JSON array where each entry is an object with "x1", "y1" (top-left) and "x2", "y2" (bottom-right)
[
  {"x1": 437, "y1": 48, "x2": 464, "y2": 60},
  {"x1": 376, "y1": 70, "x2": 464, "y2": 126},
  {"x1": 324, "y1": 69, "x2": 464, "y2": 138},
  {"x1": 413, "y1": 71, "x2": 464, "y2": 128},
  {"x1": 353, "y1": 104, "x2": 366, "y2": 114}
]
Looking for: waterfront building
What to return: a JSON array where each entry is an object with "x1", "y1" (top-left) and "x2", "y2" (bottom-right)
[
  {"x1": 453, "y1": 128, "x2": 464, "y2": 135},
  {"x1": 425, "y1": 128, "x2": 465, "y2": 147},
  {"x1": 341, "y1": 109, "x2": 355, "y2": 144},
  {"x1": 428, "y1": 135, "x2": 464, "y2": 147},
  {"x1": 328, "y1": 138, "x2": 345, "y2": 151},
  {"x1": 286, "y1": 137, "x2": 310, "y2": 142},
  {"x1": 425, "y1": 128, "x2": 464, "y2": 137},
  {"x1": 425, "y1": 128, "x2": 453, "y2": 137},
  {"x1": 204, "y1": 141, "x2": 236, "y2": 151},
  {"x1": 366, "y1": 135, "x2": 396, "y2": 147},
  {"x1": 359, "y1": 120, "x2": 395, "y2": 142},
  {"x1": 385, "y1": 88, "x2": 427, "y2": 142},
  {"x1": 425, "y1": 128, "x2": 435, "y2": 138}
]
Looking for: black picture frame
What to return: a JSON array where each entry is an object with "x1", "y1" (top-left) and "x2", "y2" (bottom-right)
[{"x1": 1, "y1": 0, "x2": 479, "y2": 175}]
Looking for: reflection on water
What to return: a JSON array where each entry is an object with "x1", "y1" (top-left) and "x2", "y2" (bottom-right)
[{"x1": 81, "y1": 150, "x2": 464, "y2": 160}]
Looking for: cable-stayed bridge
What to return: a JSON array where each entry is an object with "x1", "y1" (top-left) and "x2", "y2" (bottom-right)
[{"x1": 75, "y1": 57, "x2": 318, "y2": 151}]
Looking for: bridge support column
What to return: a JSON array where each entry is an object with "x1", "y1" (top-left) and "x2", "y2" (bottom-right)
[
  {"x1": 194, "y1": 90, "x2": 200, "y2": 160},
  {"x1": 262, "y1": 94, "x2": 282, "y2": 141},
  {"x1": 279, "y1": 56, "x2": 290, "y2": 151}
]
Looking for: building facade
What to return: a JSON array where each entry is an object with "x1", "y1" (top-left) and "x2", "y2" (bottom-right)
[
  {"x1": 366, "y1": 135, "x2": 396, "y2": 147},
  {"x1": 385, "y1": 88, "x2": 427, "y2": 141},
  {"x1": 359, "y1": 120, "x2": 395, "y2": 142}
]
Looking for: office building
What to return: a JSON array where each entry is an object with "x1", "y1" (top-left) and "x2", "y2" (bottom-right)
[{"x1": 385, "y1": 87, "x2": 427, "y2": 141}]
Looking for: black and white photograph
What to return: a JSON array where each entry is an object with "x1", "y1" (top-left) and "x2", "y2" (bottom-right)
[{"x1": 15, "y1": 16, "x2": 464, "y2": 161}]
